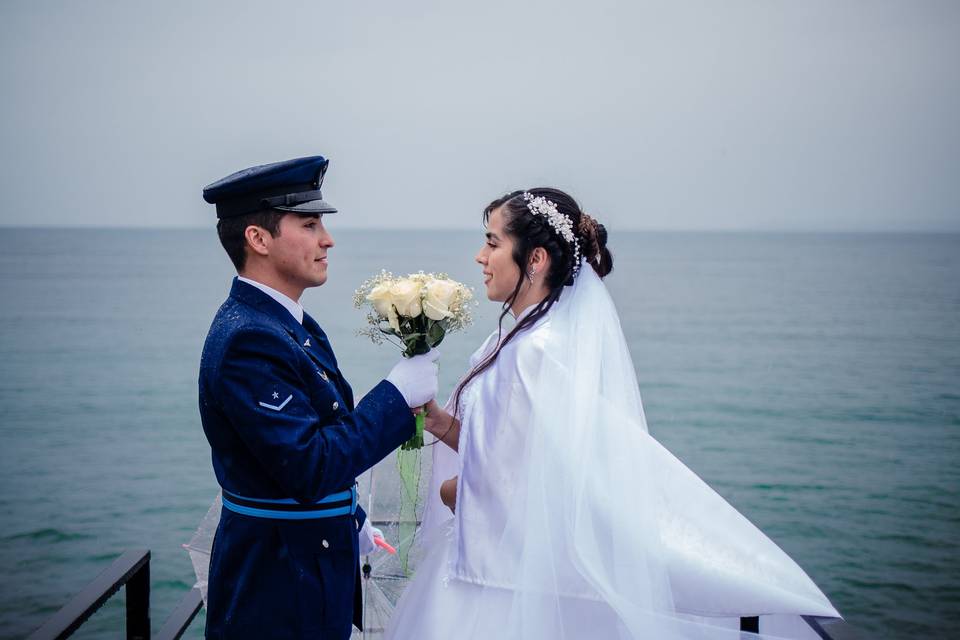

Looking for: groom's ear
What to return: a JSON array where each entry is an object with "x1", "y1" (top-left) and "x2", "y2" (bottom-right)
[{"x1": 244, "y1": 224, "x2": 272, "y2": 258}]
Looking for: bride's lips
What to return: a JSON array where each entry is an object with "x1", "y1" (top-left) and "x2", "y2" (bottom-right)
[{"x1": 482, "y1": 271, "x2": 492, "y2": 284}]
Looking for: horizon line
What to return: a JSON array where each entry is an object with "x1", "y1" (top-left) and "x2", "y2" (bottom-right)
[{"x1": 1, "y1": 224, "x2": 959, "y2": 235}]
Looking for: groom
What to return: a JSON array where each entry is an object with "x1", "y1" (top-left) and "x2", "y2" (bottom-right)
[{"x1": 199, "y1": 155, "x2": 437, "y2": 639}]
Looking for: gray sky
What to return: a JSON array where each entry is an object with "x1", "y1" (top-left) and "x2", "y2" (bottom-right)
[{"x1": 1, "y1": 1, "x2": 958, "y2": 231}]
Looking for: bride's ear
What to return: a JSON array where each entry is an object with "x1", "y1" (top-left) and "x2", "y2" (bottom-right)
[{"x1": 528, "y1": 247, "x2": 549, "y2": 273}]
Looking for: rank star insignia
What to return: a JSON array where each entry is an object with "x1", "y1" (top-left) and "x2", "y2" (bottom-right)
[
  {"x1": 304, "y1": 338, "x2": 311, "y2": 347},
  {"x1": 259, "y1": 393, "x2": 292, "y2": 412}
]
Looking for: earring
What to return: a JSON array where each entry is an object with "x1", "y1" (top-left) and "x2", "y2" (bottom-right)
[{"x1": 526, "y1": 268, "x2": 537, "y2": 283}]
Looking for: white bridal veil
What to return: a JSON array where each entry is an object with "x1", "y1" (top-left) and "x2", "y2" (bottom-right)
[{"x1": 417, "y1": 262, "x2": 839, "y2": 639}]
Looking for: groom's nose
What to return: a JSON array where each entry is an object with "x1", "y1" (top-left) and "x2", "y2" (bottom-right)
[{"x1": 320, "y1": 227, "x2": 334, "y2": 248}]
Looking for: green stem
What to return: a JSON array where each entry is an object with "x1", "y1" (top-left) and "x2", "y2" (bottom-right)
[{"x1": 401, "y1": 408, "x2": 425, "y2": 450}]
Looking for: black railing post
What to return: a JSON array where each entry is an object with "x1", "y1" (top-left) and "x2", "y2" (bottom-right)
[
  {"x1": 28, "y1": 549, "x2": 151, "y2": 640},
  {"x1": 125, "y1": 556, "x2": 150, "y2": 640}
]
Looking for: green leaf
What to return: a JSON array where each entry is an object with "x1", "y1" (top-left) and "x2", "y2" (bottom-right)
[{"x1": 427, "y1": 322, "x2": 446, "y2": 348}]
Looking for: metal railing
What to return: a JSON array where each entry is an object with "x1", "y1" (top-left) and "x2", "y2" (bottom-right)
[
  {"x1": 27, "y1": 549, "x2": 203, "y2": 640},
  {"x1": 740, "y1": 614, "x2": 858, "y2": 639},
  {"x1": 156, "y1": 588, "x2": 203, "y2": 640},
  {"x1": 29, "y1": 547, "x2": 855, "y2": 639}
]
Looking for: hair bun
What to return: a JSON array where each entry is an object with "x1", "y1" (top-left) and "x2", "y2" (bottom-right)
[
  {"x1": 577, "y1": 213, "x2": 606, "y2": 262},
  {"x1": 578, "y1": 213, "x2": 613, "y2": 278},
  {"x1": 578, "y1": 213, "x2": 601, "y2": 260},
  {"x1": 595, "y1": 222, "x2": 608, "y2": 251}
]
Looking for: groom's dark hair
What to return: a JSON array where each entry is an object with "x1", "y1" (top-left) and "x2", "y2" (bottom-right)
[{"x1": 216, "y1": 209, "x2": 285, "y2": 271}]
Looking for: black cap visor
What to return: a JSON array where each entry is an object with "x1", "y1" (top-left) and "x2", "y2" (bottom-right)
[
  {"x1": 215, "y1": 188, "x2": 336, "y2": 218},
  {"x1": 273, "y1": 198, "x2": 337, "y2": 214}
]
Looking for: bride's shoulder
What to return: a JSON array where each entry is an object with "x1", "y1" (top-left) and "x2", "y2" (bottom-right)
[
  {"x1": 469, "y1": 315, "x2": 552, "y2": 369},
  {"x1": 501, "y1": 316, "x2": 551, "y2": 364},
  {"x1": 466, "y1": 329, "x2": 499, "y2": 368}
]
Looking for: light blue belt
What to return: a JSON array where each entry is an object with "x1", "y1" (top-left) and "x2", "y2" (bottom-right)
[{"x1": 221, "y1": 486, "x2": 358, "y2": 520}]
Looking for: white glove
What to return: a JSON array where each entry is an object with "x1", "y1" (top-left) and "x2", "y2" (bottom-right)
[
  {"x1": 386, "y1": 350, "x2": 440, "y2": 408},
  {"x1": 359, "y1": 520, "x2": 385, "y2": 556}
]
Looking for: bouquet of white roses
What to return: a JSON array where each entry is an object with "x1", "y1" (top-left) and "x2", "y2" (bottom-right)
[{"x1": 354, "y1": 271, "x2": 474, "y2": 448}]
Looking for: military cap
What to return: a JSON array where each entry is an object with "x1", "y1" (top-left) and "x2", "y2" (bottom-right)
[{"x1": 202, "y1": 155, "x2": 337, "y2": 219}]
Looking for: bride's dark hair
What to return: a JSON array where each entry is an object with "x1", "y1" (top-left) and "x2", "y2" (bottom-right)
[{"x1": 449, "y1": 187, "x2": 613, "y2": 421}]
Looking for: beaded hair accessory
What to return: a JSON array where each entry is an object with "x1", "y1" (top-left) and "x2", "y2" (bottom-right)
[{"x1": 522, "y1": 192, "x2": 581, "y2": 274}]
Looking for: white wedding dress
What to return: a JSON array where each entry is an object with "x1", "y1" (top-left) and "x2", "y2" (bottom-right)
[{"x1": 384, "y1": 264, "x2": 840, "y2": 639}]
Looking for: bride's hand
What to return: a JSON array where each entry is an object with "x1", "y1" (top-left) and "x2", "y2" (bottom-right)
[
  {"x1": 419, "y1": 400, "x2": 450, "y2": 437},
  {"x1": 411, "y1": 398, "x2": 441, "y2": 415},
  {"x1": 440, "y1": 476, "x2": 458, "y2": 513}
]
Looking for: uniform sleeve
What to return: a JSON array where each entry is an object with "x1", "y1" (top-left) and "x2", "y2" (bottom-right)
[{"x1": 215, "y1": 326, "x2": 415, "y2": 502}]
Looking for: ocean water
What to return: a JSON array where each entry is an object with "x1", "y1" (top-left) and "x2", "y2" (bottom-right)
[{"x1": 0, "y1": 228, "x2": 957, "y2": 639}]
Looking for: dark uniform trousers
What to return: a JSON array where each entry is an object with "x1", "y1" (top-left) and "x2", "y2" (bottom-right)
[{"x1": 199, "y1": 278, "x2": 414, "y2": 639}]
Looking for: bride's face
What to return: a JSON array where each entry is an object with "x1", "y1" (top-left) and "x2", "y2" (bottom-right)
[{"x1": 475, "y1": 206, "x2": 521, "y2": 302}]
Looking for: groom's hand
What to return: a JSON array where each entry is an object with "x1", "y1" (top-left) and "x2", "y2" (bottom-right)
[
  {"x1": 386, "y1": 351, "x2": 440, "y2": 408},
  {"x1": 359, "y1": 520, "x2": 387, "y2": 556}
]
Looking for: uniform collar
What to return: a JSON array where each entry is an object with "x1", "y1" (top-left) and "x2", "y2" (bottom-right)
[
  {"x1": 230, "y1": 278, "x2": 338, "y2": 374},
  {"x1": 237, "y1": 276, "x2": 304, "y2": 324},
  {"x1": 229, "y1": 278, "x2": 305, "y2": 341}
]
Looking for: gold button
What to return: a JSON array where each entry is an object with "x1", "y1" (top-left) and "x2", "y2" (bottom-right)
[
  {"x1": 321, "y1": 539, "x2": 330, "y2": 549},
  {"x1": 332, "y1": 401, "x2": 339, "y2": 411}
]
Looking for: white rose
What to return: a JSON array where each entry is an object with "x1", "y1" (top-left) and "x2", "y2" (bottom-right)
[
  {"x1": 422, "y1": 279, "x2": 458, "y2": 321},
  {"x1": 390, "y1": 279, "x2": 423, "y2": 318},
  {"x1": 366, "y1": 283, "x2": 394, "y2": 318}
]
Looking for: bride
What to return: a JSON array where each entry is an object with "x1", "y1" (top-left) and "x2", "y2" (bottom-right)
[{"x1": 383, "y1": 188, "x2": 840, "y2": 639}]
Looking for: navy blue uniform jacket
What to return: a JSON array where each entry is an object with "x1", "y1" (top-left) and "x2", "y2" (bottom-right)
[{"x1": 199, "y1": 279, "x2": 414, "y2": 639}]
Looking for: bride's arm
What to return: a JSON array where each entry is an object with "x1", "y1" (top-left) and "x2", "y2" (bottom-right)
[
  {"x1": 422, "y1": 399, "x2": 461, "y2": 451},
  {"x1": 440, "y1": 476, "x2": 458, "y2": 513}
]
